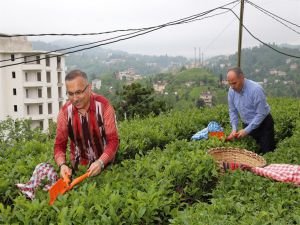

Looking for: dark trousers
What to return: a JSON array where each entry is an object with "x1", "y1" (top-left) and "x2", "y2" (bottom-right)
[{"x1": 243, "y1": 114, "x2": 275, "y2": 154}]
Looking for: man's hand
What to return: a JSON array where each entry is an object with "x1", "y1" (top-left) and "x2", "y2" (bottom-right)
[
  {"x1": 226, "y1": 130, "x2": 237, "y2": 141},
  {"x1": 87, "y1": 160, "x2": 103, "y2": 177},
  {"x1": 236, "y1": 129, "x2": 248, "y2": 138},
  {"x1": 60, "y1": 165, "x2": 72, "y2": 184}
]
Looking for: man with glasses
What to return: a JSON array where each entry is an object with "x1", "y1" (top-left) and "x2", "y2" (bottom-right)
[
  {"x1": 226, "y1": 67, "x2": 275, "y2": 154},
  {"x1": 54, "y1": 70, "x2": 119, "y2": 179}
]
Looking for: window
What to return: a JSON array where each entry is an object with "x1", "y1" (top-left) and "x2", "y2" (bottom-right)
[
  {"x1": 27, "y1": 105, "x2": 30, "y2": 115},
  {"x1": 37, "y1": 72, "x2": 41, "y2": 81},
  {"x1": 46, "y1": 71, "x2": 51, "y2": 83},
  {"x1": 25, "y1": 72, "x2": 28, "y2": 81},
  {"x1": 13, "y1": 88, "x2": 17, "y2": 95},
  {"x1": 47, "y1": 87, "x2": 52, "y2": 98},
  {"x1": 59, "y1": 101, "x2": 63, "y2": 109},
  {"x1": 11, "y1": 54, "x2": 15, "y2": 61},
  {"x1": 26, "y1": 89, "x2": 29, "y2": 98},
  {"x1": 39, "y1": 105, "x2": 43, "y2": 114},
  {"x1": 48, "y1": 103, "x2": 52, "y2": 114},
  {"x1": 14, "y1": 105, "x2": 17, "y2": 112},
  {"x1": 38, "y1": 88, "x2": 42, "y2": 98},
  {"x1": 58, "y1": 72, "x2": 62, "y2": 83},
  {"x1": 12, "y1": 72, "x2": 16, "y2": 78},
  {"x1": 46, "y1": 55, "x2": 50, "y2": 67},
  {"x1": 57, "y1": 56, "x2": 61, "y2": 69},
  {"x1": 36, "y1": 55, "x2": 40, "y2": 64},
  {"x1": 58, "y1": 87, "x2": 62, "y2": 98}
]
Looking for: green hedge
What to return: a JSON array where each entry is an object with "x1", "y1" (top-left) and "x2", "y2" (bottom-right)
[
  {"x1": 171, "y1": 98, "x2": 300, "y2": 225},
  {"x1": 0, "y1": 98, "x2": 299, "y2": 224}
]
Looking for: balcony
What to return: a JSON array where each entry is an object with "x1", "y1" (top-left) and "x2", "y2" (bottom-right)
[
  {"x1": 23, "y1": 81, "x2": 44, "y2": 87},
  {"x1": 21, "y1": 64, "x2": 43, "y2": 71},
  {"x1": 25, "y1": 114, "x2": 45, "y2": 121},
  {"x1": 24, "y1": 98, "x2": 45, "y2": 104}
]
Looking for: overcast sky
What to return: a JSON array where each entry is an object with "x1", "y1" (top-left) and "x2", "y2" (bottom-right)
[{"x1": 1, "y1": 0, "x2": 299, "y2": 58}]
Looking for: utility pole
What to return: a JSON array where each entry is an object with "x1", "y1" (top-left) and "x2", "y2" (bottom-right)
[{"x1": 237, "y1": 0, "x2": 245, "y2": 67}]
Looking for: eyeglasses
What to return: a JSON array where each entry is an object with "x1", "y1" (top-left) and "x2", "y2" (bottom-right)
[{"x1": 66, "y1": 84, "x2": 89, "y2": 98}]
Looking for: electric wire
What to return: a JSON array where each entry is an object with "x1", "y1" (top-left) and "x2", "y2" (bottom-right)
[
  {"x1": 1, "y1": 0, "x2": 239, "y2": 37},
  {"x1": 221, "y1": 7, "x2": 300, "y2": 59},
  {"x1": 246, "y1": 0, "x2": 300, "y2": 28},
  {"x1": 0, "y1": 2, "x2": 237, "y2": 63},
  {"x1": 202, "y1": 2, "x2": 240, "y2": 52},
  {"x1": 245, "y1": 0, "x2": 300, "y2": 35},
  {"x1": 0, "y1": 1, "x2": 239, "y2": 67},
  {"x1": 1, "y1": 0, "x2": 299, "y2": 70}
]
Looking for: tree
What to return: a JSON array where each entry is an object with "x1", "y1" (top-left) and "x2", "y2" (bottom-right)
[
  {"x1": 116, "y1": 83, "x2": 168, "y2": 120},
  {"x1": 195, "y1": 98, "x2": 205, "y2": 108},
  {"x1": 219, "y1": 73, "x2": 223, "y2": 87},
  {"x1": 0, "y1": 117, "x2": 48, "y2": 147}
]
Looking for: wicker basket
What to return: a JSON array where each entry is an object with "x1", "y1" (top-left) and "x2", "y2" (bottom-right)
[{"x1": 208, "y1": 147, "x2": 267, "y2": 171}]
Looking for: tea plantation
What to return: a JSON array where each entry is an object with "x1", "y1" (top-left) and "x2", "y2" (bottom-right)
[{"x1": 0, "y1": 98, "x2": 300, "y2": 224}]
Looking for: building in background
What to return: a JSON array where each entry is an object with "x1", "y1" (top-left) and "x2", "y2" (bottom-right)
[
  {"x1": 200, "y1": 91, "x2": 213, "y2": 107},
  {"x1": 115, "y1": 68, "x2": 142, "y2": 84},
  {"x1": 91, "y1": 79, "x2": 102, "y2": 90},
  {"x1": 0, "y1": 35, "x2": 66, "y2": 131}
]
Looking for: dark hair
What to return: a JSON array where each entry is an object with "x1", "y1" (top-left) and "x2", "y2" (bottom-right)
[
  {"x1": 65, "y1": 70, "x2": 88, "y2": 82},
  {"x1": 227, "y1": 67, "x2": 244, "y2": 77}
]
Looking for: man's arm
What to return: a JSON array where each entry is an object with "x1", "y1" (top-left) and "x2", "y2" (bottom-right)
[
  {"x1": 54, "y1": 109, "x2": 69, "y2": 166},
  {"x1": 228, "y1": 90, "x2": 239, "y2": 131},
  {"x1": 244, "y1": 87, "x2": 269, "y2": 134}
]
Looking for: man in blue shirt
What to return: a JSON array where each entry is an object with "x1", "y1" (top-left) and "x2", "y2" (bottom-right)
[{"x1": 227, "y1": 67, "x2": 275, "y2": 153}]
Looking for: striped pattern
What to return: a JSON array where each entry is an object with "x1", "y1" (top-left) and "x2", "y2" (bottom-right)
[{"x1": 54, "y1": 93, "x2": 119, "y2": 168}]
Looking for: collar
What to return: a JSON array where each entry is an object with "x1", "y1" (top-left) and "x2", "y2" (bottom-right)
[
  {"x1": 239, "y1": 79, "x2": 247, "y2": 95},
  {"x1": 89, "y1": 93, "x2": 96, "y2": 112}
]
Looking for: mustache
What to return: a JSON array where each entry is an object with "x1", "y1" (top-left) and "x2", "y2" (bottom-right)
[{"x1": 72, "y1": 100, "x2": 80, "y2": 105}]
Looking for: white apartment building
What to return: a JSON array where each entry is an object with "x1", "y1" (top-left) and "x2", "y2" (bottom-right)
[
  {"x1": 91, "y1": 79, "x2": 102, "y2": 90},
  {"x1": 0, "y1": 35, "x2": 66, "y2": 131}
]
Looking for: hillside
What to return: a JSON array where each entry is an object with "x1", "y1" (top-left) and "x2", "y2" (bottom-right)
[
  {"x1": 149, "y1": 67, "x2": 227, "y2": 108},
  {"x1": 205, "y1": 44, "x2": 300, "y2": 97},
  {"x1": 32, "y1": 40, "x2": 300, "y2": 98},
  {"x1": 31, "y1": 40, "x2": 189, "y2": 76},
  {"x1": 94, "y1": 67, "x2": 227, "y2": 118}
]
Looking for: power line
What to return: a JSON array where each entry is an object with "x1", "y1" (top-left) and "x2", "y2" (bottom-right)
[
  {"x1": 0, "y1": 1, "x2": 239, "y2": 68},
  {"x1": 106, "y1": 7, "x2": 243, "y2": 115},
  {"x1": 246, "y1": 0, "x2": 300, "y2": 28},
  {"x1": 0, "y1": 27, "x2": 164, "y2": 68},
  {"x1": 0, "y1": 29, "x2": 150, "y2": 63},
  {"x1": 202, "y1": 2, "x2": 240, "y2": 53},
  {"x1": 221, "y1": 7, "x2": 300, "y2": 59},
  {"x1": 1, "y1": 0, "x2": 299, "y2": 69},
  {"x1": 1, "y1": 0, "x2": 239, "y2": 38},
  {"x1": 0, "y1": 8, "x2": 234, "y2": 64},
  {"x1": 245, "y1": 0, "x2": 300, "y2": 35}
]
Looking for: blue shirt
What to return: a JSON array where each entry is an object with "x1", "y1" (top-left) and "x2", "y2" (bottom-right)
[{"x1": 228, "y1": 79, "x2": 270, "y2": 134}]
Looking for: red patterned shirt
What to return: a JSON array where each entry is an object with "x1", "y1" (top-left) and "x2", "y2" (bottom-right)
[{"x1": 54, "y1": 93, "x2": 119, "y2": 168}]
